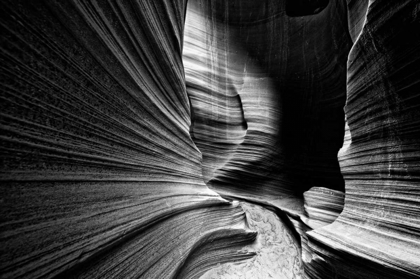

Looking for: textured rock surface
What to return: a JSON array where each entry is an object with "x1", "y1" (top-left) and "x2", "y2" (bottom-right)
[
  {"x1": 303, "y1": 187, "x2": 344, "y2": 230},
  {"x1": 184, "y1": 0, "x2": 352, "y2": 204},
  {"x1": 0, "y1": 1, "x2": 255, "y2": 278},
  {"x1": 201, "y1": 202, "x2": 303, "y2": 279},
  {"x1": 1, "y1": 0, "x2": 419, "y2": 278},
  {"x1": 307, "y1": 0, "x2": 420, "y2": 278}
]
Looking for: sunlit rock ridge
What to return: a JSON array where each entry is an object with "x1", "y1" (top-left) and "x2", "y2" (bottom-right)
[{"x1": 0, "y1": 0, "x2": 419, "y2": 278}]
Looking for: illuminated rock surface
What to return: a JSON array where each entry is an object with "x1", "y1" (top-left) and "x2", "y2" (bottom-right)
[
  {"x1": 1, "y1": 0, "x2": 419, "y2": 278},
  {"x1": 201, "y1": 202, "x2": 303, "y2": 279},
  {"x1": 0, "y1": 1, "x2": 254, "y2": 278},
  {"x1": 184, "y1": 0, "x2": 351, "y2": 202},
  {"x1": 303, "y1": 187, "x2": 344, "y2": 230},
  {"x1": 307, "y1": 1, "x2": 420, "y2": 278}
]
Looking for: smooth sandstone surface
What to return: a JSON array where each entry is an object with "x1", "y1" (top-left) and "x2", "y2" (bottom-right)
[{"x1": 1, "y1": 0, "x2": 419, "y2": 278}]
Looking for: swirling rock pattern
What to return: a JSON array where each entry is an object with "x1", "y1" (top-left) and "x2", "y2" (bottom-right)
[
  {"x1": 184, "y1": 0, "x2": 352, "y2": 203},
  {"x1": 1, "y1": 0, "x2": 419, "y2": 278},
  {"x1": 303, "y1": 187, "x2": 344, "y2": 230},
  {"x1": 184, "y1": 0, "x2": 282, "y2": 196},
  {"x1": 0, "y1": 1, "x2": 255, "y2": 278},
  {"x1": 201, "y1": 202, "x2": 303, "y2": 279},
  {"x1": 307, "y1": 0, "x2": 420, "y2": 278}
]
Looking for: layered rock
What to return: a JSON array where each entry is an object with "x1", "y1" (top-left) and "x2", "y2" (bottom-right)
[
  {"x1": 0, "y1": 1, "x2": 255, "y2": 278},
  {"x1": 1, "y1": 0, "x2": 419, "y2": 278},
  {"x1": 303, "y1": 187, "x2": 344, "y2": 230},
  {"x1": 307, "y1": 0, "x2": 420, "y2": 278},
  {"x1": 184, "y1": 0, "x2": 420, "y2": 278},
  {"x1": 183, "y1": 1, "x2": 352, "y2": 277},
  {"x1": 184, "y1": 0, "x2": 352, "y2": 205}
]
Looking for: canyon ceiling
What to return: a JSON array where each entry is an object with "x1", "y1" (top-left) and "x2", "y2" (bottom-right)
[{"x1": 0, "y1": 0, "x2": 419, "y2": 278}]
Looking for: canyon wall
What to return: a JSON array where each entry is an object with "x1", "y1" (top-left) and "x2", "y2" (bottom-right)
[
  {"x1": 184, "y1": 0, "x2": 351, "y2": 207},
  {"x1": 1, "y1": 0, "x2": 419, "y2": 278},
  {"x1": 0, "y1": 1, "x2": 255, "y2": 278},
  {"x1": 308, "y1": 0, "x2": 420, "y2": 278}
]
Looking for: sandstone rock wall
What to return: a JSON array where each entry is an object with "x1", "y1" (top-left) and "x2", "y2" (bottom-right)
[
  {"x1": 1, "y1": 0, "x2": 419, "y2": 278},
  {"x1": 184, "y1": 0, "x2": 352, "y2": 204},
  {"x1": 0, "y1": 1, "x2": 254, "y2": 278},
  {"x1": 307, "y1": 0, "x2": 420, "y2": 278}
]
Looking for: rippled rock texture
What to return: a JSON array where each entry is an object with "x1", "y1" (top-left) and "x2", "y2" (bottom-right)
[
  {"x1": 201, "y1": 202, "x2": 303, "y2": 279},
  {"x1": 184, "y1": 0, "x2": 351, "y2": 205},
  {"x1": 307, "y1": 1, "x2": 420, "y2": 278},
  {"x1": 1, "y1": 0, "x2": 419, "y2": 278},
  {"x1": 0, "y1": 1, "x2": 255, "y2": 278}
]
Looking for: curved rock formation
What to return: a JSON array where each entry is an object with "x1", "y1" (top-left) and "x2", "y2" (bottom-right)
[
  {"x1": 1, "y1": 0, "x2": 419, "y2": 278},
  {"x1": 200, "y1": 202, "x2": 303, "y2": 279},
  {"x1": 184, "y1": 0, "x2": 351, "y2": 205},
  {"x1": 307, "y1": 1, "x2": 420, "y2": 278},
  {"x1": 0, "y1": 1, "x2": 255, "y2": 278},
  {"x1": 303, "y1": 187, "x2": 344, "y2": 230}
]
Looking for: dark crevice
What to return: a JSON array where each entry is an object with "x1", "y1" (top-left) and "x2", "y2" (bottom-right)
[{"x1": 286, "y1": 0, "x2": 330, "y2": 17}]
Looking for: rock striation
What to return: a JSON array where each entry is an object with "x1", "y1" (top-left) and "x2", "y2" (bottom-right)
[
  {"x1": 184, "y1": 0, "x2": 352, "y2": 205},
  {"x1": 1, "y1": 0, "x2": 419, "y2": 278},
  {"x1": 0, "y1": 1, "x2": 255, "y2": 278},
  {"x1": 307, "y1": 1, "x2": 420, "y2": 278}
]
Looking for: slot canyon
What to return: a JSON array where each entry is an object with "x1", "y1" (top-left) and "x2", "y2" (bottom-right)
[{"x1": 0, "y1": 0, "x2": 419, "y2": 278}]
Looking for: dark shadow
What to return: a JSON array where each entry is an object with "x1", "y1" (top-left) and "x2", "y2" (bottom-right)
[{"x1": 286, "y1": 0, "x2": 329, "y2": 17}]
